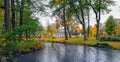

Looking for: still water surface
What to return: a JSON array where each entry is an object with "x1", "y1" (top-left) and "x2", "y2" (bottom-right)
[{"x1": 7, "y1": 42, "x2": 120, "y2": 62}]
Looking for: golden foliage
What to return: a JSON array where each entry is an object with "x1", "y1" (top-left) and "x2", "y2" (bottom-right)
[
  {"x1": 92, "y1": 25, "x2": 97, "y2": 37},
  {"x1": 115, "y1": 27, "x2": 120, "y2": 35},
  {"x1": 55, "y1": 0, "x2": 61, "y2": 5}
]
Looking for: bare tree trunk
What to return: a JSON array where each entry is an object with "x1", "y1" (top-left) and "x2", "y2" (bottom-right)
[
  {"x1": 63, "y1": 8, "x2": 68, "y2": 40},
  {"x1": 11, "y1": 0, "x2": 16, "y2": 30},
  {"x1": 67, "y1": 27, "x2": 71, "y2": 38},
  {"x1": 81, "y1": 9, "x2": 87, "y2": 40},
  {"x1": 4, "y1": 0, "x2": 10, "y2": 31},
  {"x1": 26, "y1": 30, "x2": 29, "y2": 41},
  {"x1": 96, "y1": 0, "x2": 101, "y2": 40},
  {"x1": 87, "y1": 8, "x2": 90, "y2": 38},
  {"x1": 19, "y1": 0, "x2": 24, "y2": 39},
  {"x1": 96, "y1": 21, "x2": 99, "y2": 40}
]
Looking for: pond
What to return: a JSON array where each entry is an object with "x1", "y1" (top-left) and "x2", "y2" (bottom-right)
[{"x1": 7, "y1": 42, "x2": 120, "y2": 62}]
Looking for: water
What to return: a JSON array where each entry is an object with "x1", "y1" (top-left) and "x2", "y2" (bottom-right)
[{"x1": 7, "y1": 42, "x2": 120, "y2": 62}]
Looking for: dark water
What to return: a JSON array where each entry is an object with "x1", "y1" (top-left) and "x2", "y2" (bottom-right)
[{"x1": 7, "y1": 42, "x2": 120, "y2": 62}]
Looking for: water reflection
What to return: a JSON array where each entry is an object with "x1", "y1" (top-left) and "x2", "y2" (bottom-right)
[{"x1": 7, "y1": 43, "x2": 120, "y2": 62}]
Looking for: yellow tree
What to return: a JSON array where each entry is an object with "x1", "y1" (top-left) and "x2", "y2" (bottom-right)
[
  {"x1": 47, "y1": 25, "x2": 56, "y2": 37},
  {"x1": 116, "y1": 27, "x2": 120, "y2": 35},
  {"x1": 55, "y1": 0, "x2": 61, "y2": 5},
  {"x1": 92, "y1": 25, "x2": 97, "y2": 37}
]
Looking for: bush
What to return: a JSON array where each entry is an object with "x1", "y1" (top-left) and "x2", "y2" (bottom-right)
[
  {"x1": 0, "y1": 40, "x2": 42, "y2": 56},
  {"x1": 75, "y1": 36, "x2": 80, "y2": 38},
  {"x1": 95, "y1": 42, "x2": 111, "y2": 48},
  {"x1": 96, "y1": 42, "x2": 109, "y2": 46},
  {"x1": 99, "y1": 35, "x2": 120, "y2": 41}
]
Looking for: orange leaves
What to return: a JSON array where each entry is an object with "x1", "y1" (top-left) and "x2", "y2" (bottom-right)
[
  {"x1": 77, "y1": 28, "x2": 83, "y2": 33},
  {"x1": 33, "y1": 42, "x2": 43, "y2": 50}
]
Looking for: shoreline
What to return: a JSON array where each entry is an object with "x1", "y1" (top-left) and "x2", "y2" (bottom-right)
[{"x1": 42, "y1": 37, "x2": 120, "y2": 50}]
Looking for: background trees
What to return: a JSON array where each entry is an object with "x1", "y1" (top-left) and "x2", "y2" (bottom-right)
[
  {"x1": 89, "y1": 0, "x2": 114, "y2": 39},
  {"x1": 49, "y1": 0, "x2": 114, "y2": 40},
  {"x1": 0, "y1": 0, "x2": 45, "y2": 41},
  {"x1": 105, "y1": 16, "x2": 116, "y2": 35}
]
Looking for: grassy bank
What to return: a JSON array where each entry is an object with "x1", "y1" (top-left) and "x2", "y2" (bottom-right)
[
  {"x1": 42, "y1": 37, "x2": 120, "y2": 50},
  {"x1": 0, "y1": 38, "x2": 42, "y2": 56}
]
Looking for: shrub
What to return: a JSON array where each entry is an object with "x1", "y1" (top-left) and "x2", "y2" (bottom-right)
[
  {"x1": 95, "y1": 42, "x2": 111, "y2": 48},
  {"x1": 99, "y1": 35, "x2": 120, "y2": 41},
  {"x1": 75, "y1": 36, "x2": 80, "y2": 38},
  {"x1": 96, "y1": 42, "x2": 109, "y2": 46},
  {"x1": 0, "y1": 40, "x2": 42, "y2": 56}
]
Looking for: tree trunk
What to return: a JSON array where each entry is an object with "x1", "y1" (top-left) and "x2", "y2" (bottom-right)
[
  {"x1": 26, "y1": 30, "x2": 29, "y2": 41},
  {"x1": 81, "y1": 8, "x2": 87, "y2": 40},
  {"x1": 83, "y1": 24, "x2": 87, "y2": 40},
  {"x1": 87, "y1": 8, "x2": 90, "y2": 38},
  {"x1": 11, "y1": 0, "x2": 16, "y2": 30},
  {"x1": 19, "y1": 0, "x2": 24, "y2": 39},
  {"x1": 63, "y1": 8, "x2": 68, "y2": 40},
  {"x1": 67, "y1": 27, "x2": 71, "y2": 38},
  {"x1": 96, "y1": 21, "x2": 99, "y2": 40},
  {"x1": 4, "y1": 0, "x2": 10, "y2": 31},
  {"x1": 96, "y1": 0, "x2": 101, "y2": 40}
]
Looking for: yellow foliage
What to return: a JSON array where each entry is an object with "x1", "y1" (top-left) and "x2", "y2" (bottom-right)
[
  {"x1": 92, "y1": 25, "x2": 97, "y2": 37},
  {"x1": 116, "y1": 27, "x2": 120, "y2": 35},
  {"x1": 55, "y1": 0, "x2": 61, "y2": 5},
  {"x1": 0, "y1": 9, "x2": 4, "y2": 17}
]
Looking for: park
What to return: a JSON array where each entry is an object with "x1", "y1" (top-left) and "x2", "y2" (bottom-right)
[{"x1": 0, "y1": 0, "x2": 120, "y2": 62}]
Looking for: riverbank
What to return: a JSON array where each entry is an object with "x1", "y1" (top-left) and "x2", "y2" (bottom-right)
[
  {"x1": 0, "y1": 39, "x2": 43, "y2": 57},
  {"x1": 42, "y1": 37, "x2": 120, "y2": 50}
]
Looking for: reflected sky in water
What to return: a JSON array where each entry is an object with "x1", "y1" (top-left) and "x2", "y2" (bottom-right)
[{"x1": 7, "y1": 43, "x2": 120, "y2": 62}]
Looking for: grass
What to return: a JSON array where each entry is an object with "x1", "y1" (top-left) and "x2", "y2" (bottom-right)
[{"x1": 42, "y1": 37, "x2": 120, "y2": 50}]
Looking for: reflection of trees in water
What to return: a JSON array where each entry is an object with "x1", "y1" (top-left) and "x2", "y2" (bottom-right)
[
  {"x1": 95, "y1": 47, "x2": 114, "y2": 62},
  {"x1": 64, "y1": 45, "x2": 83, "y2": 62},
  {"x1": 82, "y1": 46, "x2": 87, "y2": 62}
]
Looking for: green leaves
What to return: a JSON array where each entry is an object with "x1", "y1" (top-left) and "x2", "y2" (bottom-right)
[{"x1": 105, "y1": 16, "x2": 116, "y2": 35}]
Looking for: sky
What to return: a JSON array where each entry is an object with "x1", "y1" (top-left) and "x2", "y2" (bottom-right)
[{"x1": 37, "y1": 0, "x2": 120, "y2": 28}]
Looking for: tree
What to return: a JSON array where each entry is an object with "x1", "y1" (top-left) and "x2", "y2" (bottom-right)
[
  {"x1": 69, "y1": 0, "x2": 88, "y2": 40},
  {"x1": 11, "y1": 0, "x2": 16, "y2": 30},
  {"x1": 47, "y1": 25, "x2": 55, "y2": 37},
  {"x1": 105, "y1": 16, "x2": 116, "y2": 35},
  {"x1": 116, "y1": 27, "x2": 120, "y2": 35},
  {"x1": 51, "y1": 0, "x2": 68, "y2": 40},
  {"x1": 89, "y1": 0, "x2": 114, "y2": 39},
  {"x1": 92, "y1": 24, "x2": 97, "y2": 37},
  {"x1": 4, "y1": 0, "x2": 10, "y2": 31}
]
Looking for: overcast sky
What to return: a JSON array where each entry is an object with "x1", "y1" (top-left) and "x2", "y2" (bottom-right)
[{"x1": 37, "y1": 0, "x2": 120, "y2": 27}]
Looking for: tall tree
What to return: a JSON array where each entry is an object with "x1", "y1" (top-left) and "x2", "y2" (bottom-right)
[
  {"x1": 105, "y1": 16, "x2": 116, "y2": 35},
  {"x1": 19, "y1": 0, "x2": 24, "y2": 39},
  {"x1": 11, "y1": 0, "x2": 16, "y2": 30},
  {"x1": 69, "y1": 0, "x2": 88, "y2": 40},
  {"x1": 89, "y1": 0, "x2": 114, "y2": 39},
  {"x1": 4, "y1": 0, "x2": 10, "y2": 31}
]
